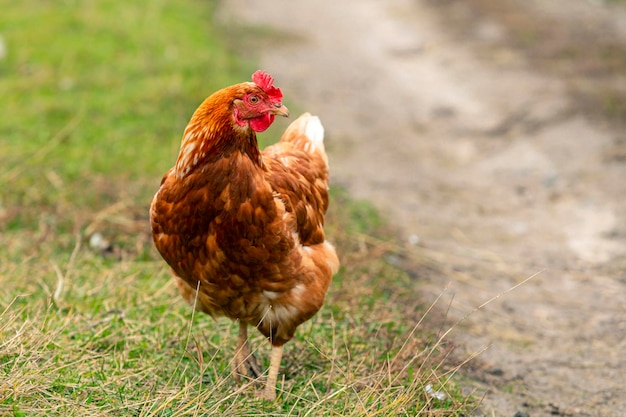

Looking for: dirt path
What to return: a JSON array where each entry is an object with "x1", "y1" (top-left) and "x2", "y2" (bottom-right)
[{"x1": 218, "y1": 1, "x2": 626, "y2": 415}]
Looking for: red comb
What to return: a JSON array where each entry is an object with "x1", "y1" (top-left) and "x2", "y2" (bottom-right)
[{"x1": 252, "y1": 70, "x2": 283, "y2": 101}]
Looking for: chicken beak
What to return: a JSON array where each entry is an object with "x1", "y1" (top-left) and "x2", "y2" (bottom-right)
[{"x1": 270, "y1": 103, "x2": 289, "y2": 118}]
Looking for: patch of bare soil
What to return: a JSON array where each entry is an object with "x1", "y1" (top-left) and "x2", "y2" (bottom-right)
[{"x1": 218, "y1": 1, "x2": 626, "y2": 415}]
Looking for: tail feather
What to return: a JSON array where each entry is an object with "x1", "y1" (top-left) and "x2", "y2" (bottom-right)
[
  {"x1": 280, "y1": 113, "x2": 326, "y2": 153},
  {"x1": 303, "y1": 114, "x2": 324, "y2": 150}
]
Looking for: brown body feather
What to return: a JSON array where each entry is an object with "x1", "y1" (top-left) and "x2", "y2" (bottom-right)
[{"x1": 150, "y1": 83, "x2": 338, "y2": 348}]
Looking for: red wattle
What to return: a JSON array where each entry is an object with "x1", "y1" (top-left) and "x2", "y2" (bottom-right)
[{"x1": 249, "y1": 114, "x2": 275, "y2": 132}]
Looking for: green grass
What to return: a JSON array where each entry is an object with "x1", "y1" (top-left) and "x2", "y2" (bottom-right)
[
  {"x1": 0, "y1": 1, "x2": 475, "y2": 415},
  {"x1": 0, "y1": 0, "x2": 247, "y2": 225}
]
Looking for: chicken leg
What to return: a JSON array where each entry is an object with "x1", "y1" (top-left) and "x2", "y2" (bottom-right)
[
  {"x1": 232, "y1": 321, "x2": 261, "y2": 381},
  {"x1": 257, "y1": 344, "x2": 284, "y2": 401}
]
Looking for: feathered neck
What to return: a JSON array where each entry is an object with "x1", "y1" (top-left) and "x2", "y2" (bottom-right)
[{"x1": 174, "y1": 88, "x2": 263, "y2": 179}]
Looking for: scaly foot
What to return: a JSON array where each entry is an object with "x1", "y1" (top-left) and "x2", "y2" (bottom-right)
[{"x1": 232, "y1": 322, "x2": 262, "y2": 382}]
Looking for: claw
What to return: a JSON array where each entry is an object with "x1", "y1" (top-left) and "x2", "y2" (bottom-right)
[
  {"x1": 255, "y1": 386, "x2": 277, "y2": 401},
  {"x1": 232, "y1": 350, "x2": 262, "y2": 381},
  {"x1": 232, "y1": 321, "x2": 262, "y2": 381}
]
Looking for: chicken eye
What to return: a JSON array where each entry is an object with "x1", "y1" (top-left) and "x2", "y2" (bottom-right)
[{"x1": 248, "y1": 95, "x2": 260, "y2": 104}]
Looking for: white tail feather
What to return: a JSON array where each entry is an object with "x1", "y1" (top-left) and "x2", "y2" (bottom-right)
[
  {"x1": 304, "y1": 115, "x2": 324, "y2": 149},
  {"x1": 278, "y1": 113, "x2": 327, "y2": 157}
]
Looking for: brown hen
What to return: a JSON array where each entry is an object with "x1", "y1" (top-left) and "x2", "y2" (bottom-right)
[{"x1": 150, "y1": 71, "x2": 339, "y2": 400}]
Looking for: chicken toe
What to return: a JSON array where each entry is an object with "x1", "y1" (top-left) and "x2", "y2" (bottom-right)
[{"x1": 232, "y1": 322, "x2": 262, "y2": 381}]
